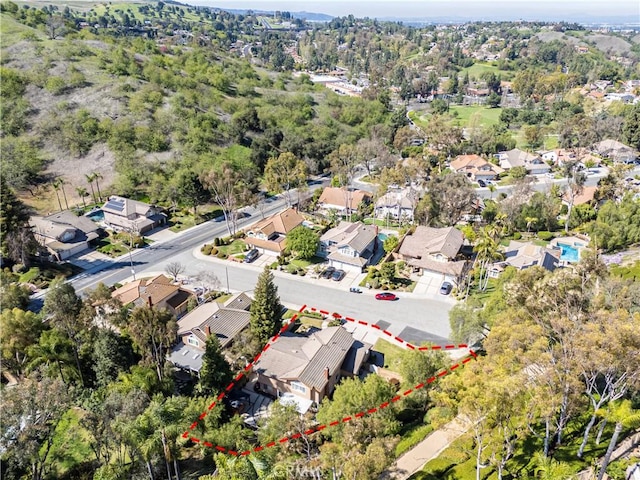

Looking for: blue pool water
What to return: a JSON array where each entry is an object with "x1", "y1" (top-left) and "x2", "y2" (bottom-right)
[
  {"x1": 378, "y1": 233, "x2": 388, "y2": 242},
  {"x1": 85, "y1": 209, "x2": 104, "y2": 222},
  {"x1": 559, "y1": 243, "x2": 580, "y2": 263}
]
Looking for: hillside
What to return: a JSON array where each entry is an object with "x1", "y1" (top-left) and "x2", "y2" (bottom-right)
[{"x1": 0, "y1": 1, "x2": 396, "y2": 213}]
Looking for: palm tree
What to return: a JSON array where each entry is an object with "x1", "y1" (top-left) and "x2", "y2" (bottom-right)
[
  {"x1": 525, "y1": 216, "x2": 538, "y2": 233},
  {"x1": 27, "y1": 329, "x2": 77, "y2": 386},
  {"x1": 93, "y1": 171, "x2": 103, "y2": 202},
  {"x1": 54, "y1": 178, "x2": 69, "y2": 210},
  {"x1": 473, "y1": 227, "x2": 503, "y2": 291},
  {"x1": 52, "y1": 178, "x2": 63, "y2": 211},
  {"x1": 488, "y1": 184, "x2": 496, "y2": 200},
  {"x1": 596, "y1": 400, "x2": 640, "y2": 480},
  {"x1": 85, "y1": 173, "x2": 97, "y2": 204},
  {"x1": 76, "y1": 187, "x2": 89, "y2": 208},
  {"x1": 533, "y1": 452, "x2": 576, "y2": 480}
]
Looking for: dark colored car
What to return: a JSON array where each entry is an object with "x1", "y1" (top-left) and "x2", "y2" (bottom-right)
[
  {"x1": 331, "y1": 269, "x2": 346, "y2": 281},
  {"x1": 440, "y1": 281, "x2": 453, "y2": 295},
  {"x1": 244, "y1": 249, "x2": 260, "y2": 263},
  {"x1": 375, "y1": 292, "x2": 397, "y2": 301},
  {"x1": 321, "y1": 266, "x2": 336, "y2": 279},
  {"x1": 477, "y1": 179, "x2": 487, "y2": 187}
]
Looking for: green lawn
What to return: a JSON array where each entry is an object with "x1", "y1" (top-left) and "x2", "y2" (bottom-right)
[
  {"x1": 289, "y1": 256, "x2": 325, "y2": 270},
  {"x1": 449, "y1": 105, "x2": 502, "y2": 128},
  {"x1": 217, "y1": 239, "x2": 248, "y2": 256},
  {"x1": 395, "y1": 423, "x2": 434, "y2": 457},
  {"x1": 373, "y1": 338, "x2": 406, "y2": 372},
  {"x1": 459, "y1": 62, "x2": 515, "y2": 81}
]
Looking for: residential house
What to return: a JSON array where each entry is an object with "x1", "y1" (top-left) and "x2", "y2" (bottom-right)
[
  {"x1": 30, "y1": 210, "x2": 102, "y2": 261},
  {"x1": 488, "y1": 240, "x2": 561, "y2": 278},
  {"x1": 562, "y1": 185, "x2": 598, "y2": 207},
  {"x1": 111, "y1": 274, "x2": 193, "y2": 317},
  {"x1": 317, "y1": 221, "x2": 378, "y2": 272},
  {"x1": 592, "y1": 139, "x2": 637, "y2": 164},
  {"x1": 252, "y1": 326, "x2": 371, "y2": 408},
  {"x1": 168, "y1": 292, "x2": 252, "y2": 373},
  {"x1": 450, "y1": 154, "x2": 504, "y2": 182},
  {"x1": 102, "y1": 196, "x2": 166, "y2": 234},
  {"x1": 375, "y1": 188, "x2": 418, "y2": 222},
  {"x1": 398, "y1": 226, "x2": 467, "y2": 283},
  {"x1": 244, "y1": 207, "x2": 305, "y2": 254},
  {"x1": 317, "y1": 187, "x2": 371, "y2": 215},
  {"x1": 497, "y1": 149, "x2": 551, "y2": 174}
]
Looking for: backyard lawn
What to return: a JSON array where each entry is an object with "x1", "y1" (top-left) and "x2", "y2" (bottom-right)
[{"x1": 373, "y1": 338, "x2": 406, "y2": 372}]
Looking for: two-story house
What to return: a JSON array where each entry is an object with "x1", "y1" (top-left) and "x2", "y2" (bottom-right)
[
  {"x1": 496, "y1": 148, "x2": 551, "y2": 175},
  {"x1": 374, "y1": 188, "x2": 418, "y2": 222},
  {"x1": 449, "y1": 154, "x2": 504, "y2": 182},
  {"x1": 398, "y1": 226, "x2": 467, "y2": 284},
  {"x1": 102, "y1": 196, "x2": 166, "y2": 234},
  {"x1": 168, "y1": 292, "x2": 252, "y2": 374},
  {"x1": 244, "y1": 207, "x2": 305, "y2": 254},
  {"x1": 317, "y1": 187, "x2": 371, "y2": 216},
  {"x1": 317, "y1": 221, "x2": 378, "y2": 272},
  {"x1": 111, "y1": 274, "x2": 193, "y2": 317},
  {"x1": 30, "y1": 210, "x2": 102, "y2": 261},
  {"x1": 252, "y1": 326, "x2": 371, "y2": 410}
]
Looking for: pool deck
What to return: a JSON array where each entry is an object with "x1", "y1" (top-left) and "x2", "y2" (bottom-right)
[{"x1": 549, "y1": 236, "x2": 589, "y2": 248}]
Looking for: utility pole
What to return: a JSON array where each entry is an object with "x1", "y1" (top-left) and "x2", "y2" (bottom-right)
[{"x1": 225, "y1": 266, "x2": 230, "y2": 293}]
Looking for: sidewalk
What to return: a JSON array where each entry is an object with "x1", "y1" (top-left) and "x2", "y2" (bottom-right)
[
  {"x1": 192, "y1": 246, "x2": 457, "y2": 301},
  {"x1": 382, "y1": 418, "x2": 469, "y2": 480}
]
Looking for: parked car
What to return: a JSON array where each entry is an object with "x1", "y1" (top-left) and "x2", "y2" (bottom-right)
[
  {"x1": 375, "y1": 292, "x2": 397, "y2": 301},
  {"x1": 321, "y1": 266, "x2": 336, "y2": 279},
  {"x1": 350, "y1": 287, "x2": 362, "y2": 293},
  {"x1": 477, "y1": 179, "x2": 487, "y2": 187},
  {"x1": 440, "y1": 281, "x2": 453, "y2": 295},
  {"x1": 331, "y1": 269, "x2": 346, "y2": 281},
  {"x1": 244, "y1": 249, "x2": 260, "y2": 263}
]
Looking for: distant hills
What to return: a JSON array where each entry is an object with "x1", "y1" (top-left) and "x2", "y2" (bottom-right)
[{"x1": 211, "y1": 7, "x2": 334, "y2": 22}]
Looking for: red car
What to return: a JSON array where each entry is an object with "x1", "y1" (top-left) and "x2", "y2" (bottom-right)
[{"x1": 375, "y1": 292, "x2": 397, "y2": 301}]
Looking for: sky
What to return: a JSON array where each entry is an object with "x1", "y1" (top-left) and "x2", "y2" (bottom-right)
[{"x1": 186, "y1": 0, "x2": 640, "y2": 21}]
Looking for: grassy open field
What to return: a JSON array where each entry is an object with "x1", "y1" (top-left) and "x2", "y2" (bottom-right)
[
  {"x1": 460, "y1": 62, "x2": 514, "y2": 81},
  {"x1": 449, "y1": 105, "x2": 502, "y2": 128}
]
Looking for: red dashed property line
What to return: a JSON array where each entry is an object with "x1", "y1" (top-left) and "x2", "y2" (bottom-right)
[{"x1": 182, "y1": 304, "x2": 476, "y2": 453}]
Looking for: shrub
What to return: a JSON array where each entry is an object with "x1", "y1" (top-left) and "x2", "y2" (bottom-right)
[
  {"x1": 328, "y1": 318, "x2": 342, "y2": 327},
  {"x1": 214, "y1": 237, "x2": 220, "y2": 246},
  {"x1": 369, "y1": 278, "x2": 380, "y2": 289},
  {"x1": 217, "y1": 251, "x2": 226, "y2": 259},
  {"x1": 538, "y1": 231, "x2": 554, "y2": 241},
  {"x1": 299, "y1": 270, "x2": 306, "y2": 276},
  {"x1": 201, "y1": 244, "x2": 213, "y2": 255},
  {"x1": 210, "y1": 247, "x2": 218, "y2": 256},
  {"x1": 270, "y1": 261, "x2": 279, "y2": 270},
  {"x1": 512, "y1": 232, "x2": 522, "y2": 240}
]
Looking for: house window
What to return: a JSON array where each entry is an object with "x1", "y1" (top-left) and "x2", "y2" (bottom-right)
[
  {"x1": 187, "y1": 336, "x2": 199, "y2": 347},
  {"x1": 291, "y1": 381, "x2": 306, "y2": 393}
]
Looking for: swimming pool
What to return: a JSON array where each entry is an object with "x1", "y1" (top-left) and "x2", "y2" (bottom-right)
[
  {"x1": 558, "y1": 243, "x2": 580, "y2": 263},
  {"x1": 85, "y1": 209, "x2": 104, "y2": 222},
  {"x1": 378, "y1": 233, "x2": 388, "y2": 242}
]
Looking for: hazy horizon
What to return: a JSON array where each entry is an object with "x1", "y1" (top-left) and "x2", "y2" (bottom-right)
[{"x1": 184, "y1": 0, "x2": 640, "y2": 22}]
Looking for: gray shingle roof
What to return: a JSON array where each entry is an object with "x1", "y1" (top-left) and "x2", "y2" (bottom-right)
[
  {"x1": 254, "y1": 326, "x2": 355, "y2": 392},
  {"x1": 399, "y1": 226, "x2": 463, "y2": 260}
]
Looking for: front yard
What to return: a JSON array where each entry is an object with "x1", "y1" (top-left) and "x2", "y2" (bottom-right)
[
  {"x1": 359, "y1": 261, "x2": 417, "y2": 292},
  {"x1": 96, "y1": 231, "x2": 151, "y2": 258}
]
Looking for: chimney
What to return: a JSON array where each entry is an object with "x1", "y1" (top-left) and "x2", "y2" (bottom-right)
[
  {"x1": 147, "y1": 295, "x2": 153, "y2": 308},
  {"x1": 324, "y1": 367, "x2": 329, "y2": 380},
  {"x1": 204, "y1": 325, "x2": 211, "y2": 337}
]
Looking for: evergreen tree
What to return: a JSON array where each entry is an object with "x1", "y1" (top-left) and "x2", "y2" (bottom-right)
[
  {"x1": 198, "y1": 335, "x2": 233, "y2": 395},
  {"x1": 249, "y1": 266, "x2": 282, "y2": 345}
]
